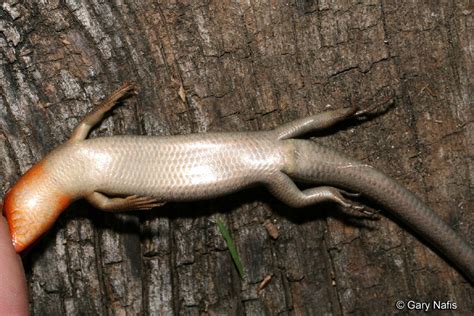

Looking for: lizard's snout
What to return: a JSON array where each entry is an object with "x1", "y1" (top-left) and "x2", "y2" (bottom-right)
[{"x1": 3, "y1": 162, "x2": 73, "y2": 252}]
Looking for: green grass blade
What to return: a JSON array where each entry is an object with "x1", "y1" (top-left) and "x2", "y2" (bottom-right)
[{"x1": 216, "y1": 219, "x2": 245, "y2": 279}]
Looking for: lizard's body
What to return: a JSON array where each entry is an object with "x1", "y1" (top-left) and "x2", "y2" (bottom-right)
[
  {"x1": 64, "y1": 133, "x2": 288, "y2": 201},
  {"x1": 3, "y1": 82, "x2": 473, "y2": 283}
]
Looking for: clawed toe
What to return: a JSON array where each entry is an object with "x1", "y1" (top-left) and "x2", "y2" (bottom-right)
[
  {"x1": 354, "y1": 95, "x2": 394, "y2": 118},
  {"x1": 341, "y1": 190, "x2": 361, "y2": 198},
  {"x1": 351, "y1": 204, "x2": 364, "y2": 211},
  {"x1": 126, "y1": 195, "x2": 165, "y2": 210},
  {"x1": 330, "y1": 189, "x2": 380, "y2": 219},
  {"x1": 361, "y1": 208, "x2": 380, "y2": 219},
  {"x1": 123, "y1": 81, "x2": 138, "y2": 96}
]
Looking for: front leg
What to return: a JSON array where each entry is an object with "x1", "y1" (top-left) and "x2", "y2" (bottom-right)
[
  {"x1": 69, "y1": 82, "x2": 137, "y2": 142},
  {"x1": 85, "y1": 192, "x2": 165, "y2": 212}
]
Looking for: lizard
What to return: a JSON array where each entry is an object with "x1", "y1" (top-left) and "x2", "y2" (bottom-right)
[{"x1": 2, "y1": 82, "x2": 473, "y2": 282}]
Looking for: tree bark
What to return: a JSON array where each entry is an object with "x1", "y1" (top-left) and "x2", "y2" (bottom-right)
[{"x1": 1, "y1": 0, "x2": 472, "y2": 315}]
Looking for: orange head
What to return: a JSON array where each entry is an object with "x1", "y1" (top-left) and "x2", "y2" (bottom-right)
[{"x1": 2, "y1": 161, "x2": 72, "y2": 252}]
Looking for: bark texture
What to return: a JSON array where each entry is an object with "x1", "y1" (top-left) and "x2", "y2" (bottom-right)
[{"x1": 1, "y1": 0, "x2": 473, "y2": 315}]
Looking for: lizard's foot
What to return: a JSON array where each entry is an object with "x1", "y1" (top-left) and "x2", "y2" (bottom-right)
[
  {"x1": 69, "y1": 82, "x2": 139, "y2": 142},
  {"x1": 354, "y1": 93, "x2": 395, "y2": 118},
  {"x1": 86, "y1": 192, "x2": 165, "y2": 212},
  {"x1": 332, "y1": 188, "x2": 363, "y2": 210},
  {"x1": 360, "y1": 208, "x2": 380, "y2": 218},
  {"x1": 332, "y1": 189, "x2": 380, "y2": 219},
  {"x1": 125, "y1": 195, "x2": 166, "y2": 211},
  {"x1": 117, "y1": 81, "x2": 139, "y2": 99},
  {"x1": 96, "y1": 81, "x2": 138, "y2": 113}
]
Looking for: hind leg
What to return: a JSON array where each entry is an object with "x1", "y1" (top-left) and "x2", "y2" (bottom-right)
[
  {"x1": 274, "y1": 96, "x2": 393, "y2": 140},
  {"x1": 265, "y1": 172, "x2": 363, "y2": 211},
  {"x1": 274, "y1": 107, "x2": 357, "y2": 140}
]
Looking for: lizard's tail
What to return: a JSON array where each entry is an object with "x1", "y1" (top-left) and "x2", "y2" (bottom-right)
[{"x1": 284, "y1": 139, "x2": 474, "y2": 283}]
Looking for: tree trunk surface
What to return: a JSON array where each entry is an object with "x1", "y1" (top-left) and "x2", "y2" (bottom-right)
[{"x1": 1, "y1": 1, "x2": 472, "y2": 315}]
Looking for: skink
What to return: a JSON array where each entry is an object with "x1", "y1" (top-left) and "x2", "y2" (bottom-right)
[{"x1": 2, "y1": 82, "x2": 473, "y2": 282}]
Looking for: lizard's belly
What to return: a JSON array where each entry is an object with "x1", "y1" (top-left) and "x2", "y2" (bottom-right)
[
  {"x1": 82, "y1": 134, "x2": 285, "y2": 200},
  {"x1": 101, "y1": 158, "x2": 265, "y2": 200}
]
